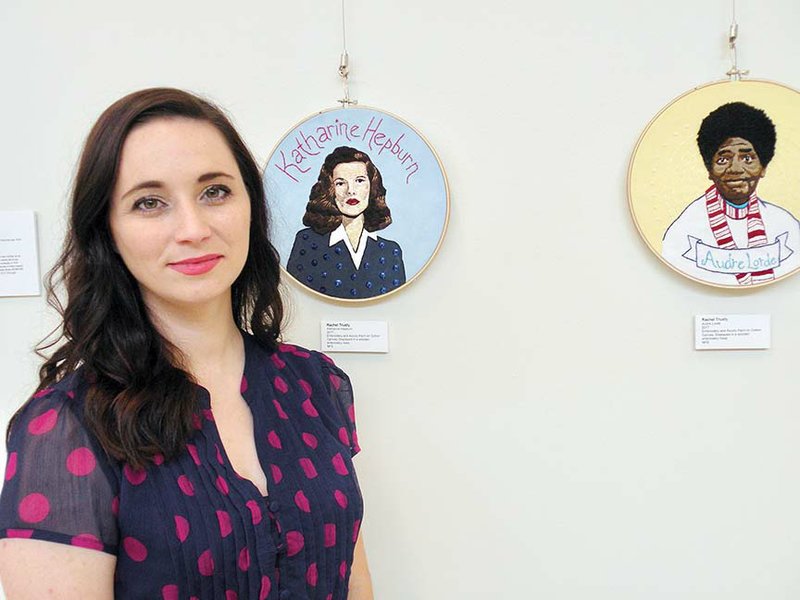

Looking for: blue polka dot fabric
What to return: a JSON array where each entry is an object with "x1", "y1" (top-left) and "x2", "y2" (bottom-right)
[
  {"x1": 287, "y1": 228, "x2": 406, "y2": 299},
  {"x1": 0, "y1": 334, "x2": 363, "y2": 599}
]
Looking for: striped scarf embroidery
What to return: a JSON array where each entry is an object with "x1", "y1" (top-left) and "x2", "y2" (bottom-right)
[{"x1": 704, "y1": 184, "x2": 775, "y2": 285}]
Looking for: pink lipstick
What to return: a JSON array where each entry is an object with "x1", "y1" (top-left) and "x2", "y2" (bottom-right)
[
  {"x1": 168, "y1": 254, "x2": 223, "y2": 276},
  {"x1": 346, "y1": 199, "x2": 359, "y2": 205}
]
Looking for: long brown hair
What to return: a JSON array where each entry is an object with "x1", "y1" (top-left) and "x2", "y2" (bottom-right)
[
  {"x1": 9, "y1": 88, "x2": 284, "y2": 468},
  {"x1": 302, "y1": 146, "x2": 392, "y2": 234}
]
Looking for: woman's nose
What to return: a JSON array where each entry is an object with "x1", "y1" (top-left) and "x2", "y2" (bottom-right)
[{"x1": 174, "y1": 202, "x2": 212, "y2": 242}]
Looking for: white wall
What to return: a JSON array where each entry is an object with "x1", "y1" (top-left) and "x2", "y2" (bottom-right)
[{"x1": 2, "y1": 1, "x2": 800, "y2": 598}]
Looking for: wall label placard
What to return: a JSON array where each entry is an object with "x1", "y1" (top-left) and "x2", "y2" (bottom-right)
[
  {"x1": 0, "y1": 210, "x2": 40, "y2": 297},
  {"x1": 694, "y1": 314, "x2": 771, "y2": 350},
  {"x1": 321, "y1": 320, "x2": 389, "y2": 353}
]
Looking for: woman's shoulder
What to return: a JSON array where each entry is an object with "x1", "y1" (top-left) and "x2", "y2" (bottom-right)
[
  {"x1": 292, "y1": 227, "x2": 329, "y2": 243},
  {"x1": 243, "y1": 333, "x2": 348, "y2": 381},
  {"x1": 9, "y1": 369, "x2": 92, "y2": 440}
]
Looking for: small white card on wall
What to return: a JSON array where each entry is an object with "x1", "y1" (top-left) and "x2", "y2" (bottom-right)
[
  {"x1": 321, "y1": 320, "x2": 389, "y2": 353},
  {"x1": 695, "y1": 314, "x2": 770, "y2": 350},
  {"x1": 0, "y1": 210, "x2": 40, "y2": 297}
]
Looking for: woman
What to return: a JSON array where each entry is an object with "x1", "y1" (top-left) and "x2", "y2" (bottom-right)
[
  {"x1": 287, "y1": 146, "x2": 406, "y2": 299},
  {"x1": 0, "y1": 89, "x2": 373, "y2": 600}
]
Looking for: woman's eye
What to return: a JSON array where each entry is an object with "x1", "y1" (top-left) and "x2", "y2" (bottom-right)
[
  {"x1": 743, "y1": 155, "x2": 753, "y2": 163},
  {"x1": 715, "y1": 157, "x2": 728, "y2": 165},
  {"x1": 203, "y1": 185, "x2": 230, "y2": 201},
  {"x1": 356, "y1": 177, "x2": 367, "y2": 184},
  {"x1": 133, "y1": 197, "x2": 164, "y2": 211}
]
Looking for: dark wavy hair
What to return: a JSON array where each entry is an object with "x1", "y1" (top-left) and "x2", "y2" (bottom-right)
[
  {"x1": 9, "y1": 88, "x2": 284, "y2": 468},
  {"x1": 697, "y1": 102, "x2": 777, "y2": 170},
  {"x1": 302, "y1": 146, "x2": 392, "y2": 234}
]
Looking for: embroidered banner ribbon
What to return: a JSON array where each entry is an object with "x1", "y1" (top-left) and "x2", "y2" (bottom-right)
[{"x1": 682, "y1": 232, "x2": 793, "y2": 274}]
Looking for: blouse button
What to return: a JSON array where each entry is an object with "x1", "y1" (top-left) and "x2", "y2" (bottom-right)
[
  {"x1": 280, "y1": 590, "x2": 291, "y2": 599},
  {"x1": 269, "y1": 501, "x2": 280, "y2": 512}
]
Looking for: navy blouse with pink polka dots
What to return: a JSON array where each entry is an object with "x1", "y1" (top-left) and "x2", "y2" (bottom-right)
[{"x1": 0, "y1": 334, "x2": 363, "y2": 600}]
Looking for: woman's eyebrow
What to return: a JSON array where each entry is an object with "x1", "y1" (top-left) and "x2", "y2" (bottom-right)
[
  {"x1": 121, "y1": 180, "x2": 164, "y2": 200},
  {"x1": 198, "y1": 172, "x2": 235, "y2": 183}
]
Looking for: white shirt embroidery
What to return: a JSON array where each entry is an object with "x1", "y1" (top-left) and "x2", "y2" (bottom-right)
[{"x1": 329, "y1": 224, "x2": 378, "y2": 270}]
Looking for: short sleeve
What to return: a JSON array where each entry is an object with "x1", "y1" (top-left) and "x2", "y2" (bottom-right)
[
  {"x1": 318, "y1": 354, "x2": 360, "y2": 457},
  {"x1": 0, "y1": 387, "x2": 120, "y2": 554}
]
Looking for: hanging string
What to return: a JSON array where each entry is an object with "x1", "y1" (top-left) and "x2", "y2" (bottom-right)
[
  {"x1": 337, "y1": 0, "x2": 357, "y2": 107},
  {"x1": 726, "y1": 0, "x2": 749, "y2": 80}
]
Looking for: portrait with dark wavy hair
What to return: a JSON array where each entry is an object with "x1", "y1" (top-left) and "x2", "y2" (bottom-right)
[
  {"x1": 661, "y1": 101, "x2": 800, "y2": 286},
  {"x1": 286, "y1": 146, "x2": 406, "y2": 299}
]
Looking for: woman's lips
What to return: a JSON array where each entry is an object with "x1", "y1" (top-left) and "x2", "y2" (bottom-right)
[
  {"x1": 168, "y1": 254, "x2": 223, "y2": 276},
  {"x1": 345, "y1": 198, "x2": 360, "y2": 206}
]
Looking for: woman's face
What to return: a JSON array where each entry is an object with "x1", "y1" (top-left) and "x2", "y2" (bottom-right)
[
  {"x1": 108, "y1": 117, "x2": 251, "y2": 314},
  {"x1": 332, "y1": 161, "x2": 370, "y2": 219}
]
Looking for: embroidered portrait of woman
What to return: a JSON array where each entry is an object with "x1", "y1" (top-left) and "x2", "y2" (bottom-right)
[
  {"x1": 287, "y1": 146, "x2": 406, "y2": 299},
  {"x1": 661, "y1": 102, "x2": 800, "y2": 285}
]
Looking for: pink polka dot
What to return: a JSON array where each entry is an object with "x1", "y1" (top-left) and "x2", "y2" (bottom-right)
[
  {"x1": 267, "y1": 431, "x2": 282, "y2": 449},
  {"x1": 5, "y1": 452, "x2": 17, "y2": 481},
  {"x1": 298, "y1": 379, "x2": 312, "y2": 397},
  {"x1": 324, "y1": 523, "x2": 336, "y2": 547},
  {"x1": 271, "y1": 353, "x2": 286, "y2": 369},
  {"x1": 175, "y1": 515, "x2": 190, "y2": 542},
  {"x1": 302, "y1": 432, "x2": 318, "y2": 449},
  {"x1": 274, "y1": 376, "x2": 288, "y2": 394},
  {"x1": 278, "y1": 343, "x2": 295, "y2": 353},
  {"x1": 320, "y1": 353, "x2": 334, "y2": 364},
  {"x1": 238, "y1": 547, "x2": 250, "y2": 571},
  {"x1": 339, "y1": 561, "x2": 347, "y2": 579},
  {"x1": 28, "y1": 409, "x2": 58, "y2": 435},
  {"x1": 270, "y1": 464, "x2": 283, "y2": 484},
  {"x1": 7, "y1": 529, "x2": 33, "y2": 538},
  {"x1": 33, "y1": 387, "x2": 53, "y2": 399},
  {"x1": 326, "y1": 595, "x2": 333, "y2": 600},
  {"x1": 293, "y1": 349, "x2": 311, "y2": 359},
  {"x1": 124, "y1": 464, "x2": 147, "y2": 485},
  {"x1": 353, "y1": 431, "x2": 360, "y2": 453},
  {"x1": 152, "y1": 454, "x2": 165, "y2": 466},
  {"x1": 192, "y1": 413, "x2": 202, "y2": 430},
  {"x1": 187, "y1": 444, "x2": 201, "y2": 466},
  {"x1": 111, "y1": 496, "x2": 120, "y2": 516},
  {"x1": 202, "y1": 409, "x2": 215, "y2": 422},
  {"x1": 215, "y1": 444, "x2": 224, "y2": 464},
  {"x1": 286, "y1": 530, "x2": 304, "y2": 557},
  {"x1": 338, "y1": 427, "x2": 351, "y2": 446},
  {"x1": 332, "y1": 453, "x2": 349, "y2": 475},
  {"x1": 272, "y1": 399, "x2": 289, "y2": 420},
  {"x1": 66, "y1": 447, "x2": 96, "y2": 476},
  {"x1": 334, "y1": 489, "x2": 348, "y2": 509},
  {"x1": 246, "y1": 500, "x2": 262, "y2": 525},
  {"x1": 348, "y1": 405, "x2": 355, "y2": 423},
  {"x1": 240, "y1": 375, "x2": 248, "y2": 393},
  {"x1": 353, "y1": 519, "x2": 361, "y2": 542},
  {"x1": 294, "y1": 490, "x2": 311, "y2": 513},
  {"x1": 216, "y1": 510, "x2": 232, "y2": 537},
  {"x1": 330, "y1": 373, "x2": 342, "y2": 390},
  {"x1": 299, "y1": 458, "x2": 318, "y2": 479},
  {"x1": 18, "y1": 493, "x2": 50, "y2": 523},
  {"x1": 225, "y1": 591, "x2": 238, "y2": 600},
  {"x1": 66, "y1": 390, "x2": 75, "y2": 399},
  {"x1": 71, "y1": 533, "x2": 103, "y2": 551},
  {"x1": 259, "y1": 576, "x2": 272, "y2": 600},
  {"x1": 306, "y1": 562, "x2": 318, "y2": 586},
  {"x1": 178, "y1": 475, "x2": 195, "y2": 496},
  {"x1": 161, "y1": 584, "x2": 179, "y2": 600},
  {"x1": 123, "y1": 536, "x2": 148, "y2": 562},
  {"x1": 216, "y1": 476, "x2": 229, "y2": 495},
  {"x1": 198, "y1": 549, "x2": 214, "y2": 576},
  {"x1": 301, "y1": 399, "x2": 319, "y2": 417}
]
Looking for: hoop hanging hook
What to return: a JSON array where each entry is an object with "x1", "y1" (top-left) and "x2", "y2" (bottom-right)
[
  {"x1": 725, "y1": 0, "x2": 749, "y2": 81},
  {"x1": 337, "y1": 0, "x2": 357, "y2": 107}
]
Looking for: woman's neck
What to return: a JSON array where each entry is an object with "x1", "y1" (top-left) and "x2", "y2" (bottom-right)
[
  {"x1": 144, "y1": 293, "x2": 244, "y2": 386},
  {"x1": 341, "y1": 214, "x2": 365, "y2": 251}
]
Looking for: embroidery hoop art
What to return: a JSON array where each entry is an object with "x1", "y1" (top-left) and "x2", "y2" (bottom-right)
[
  {"x1": 264, "y1": 105, "x2": 450, "y2": 303},
  {"x1": 628, "y1": 79, "x2": 800, "y2": 289}
]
